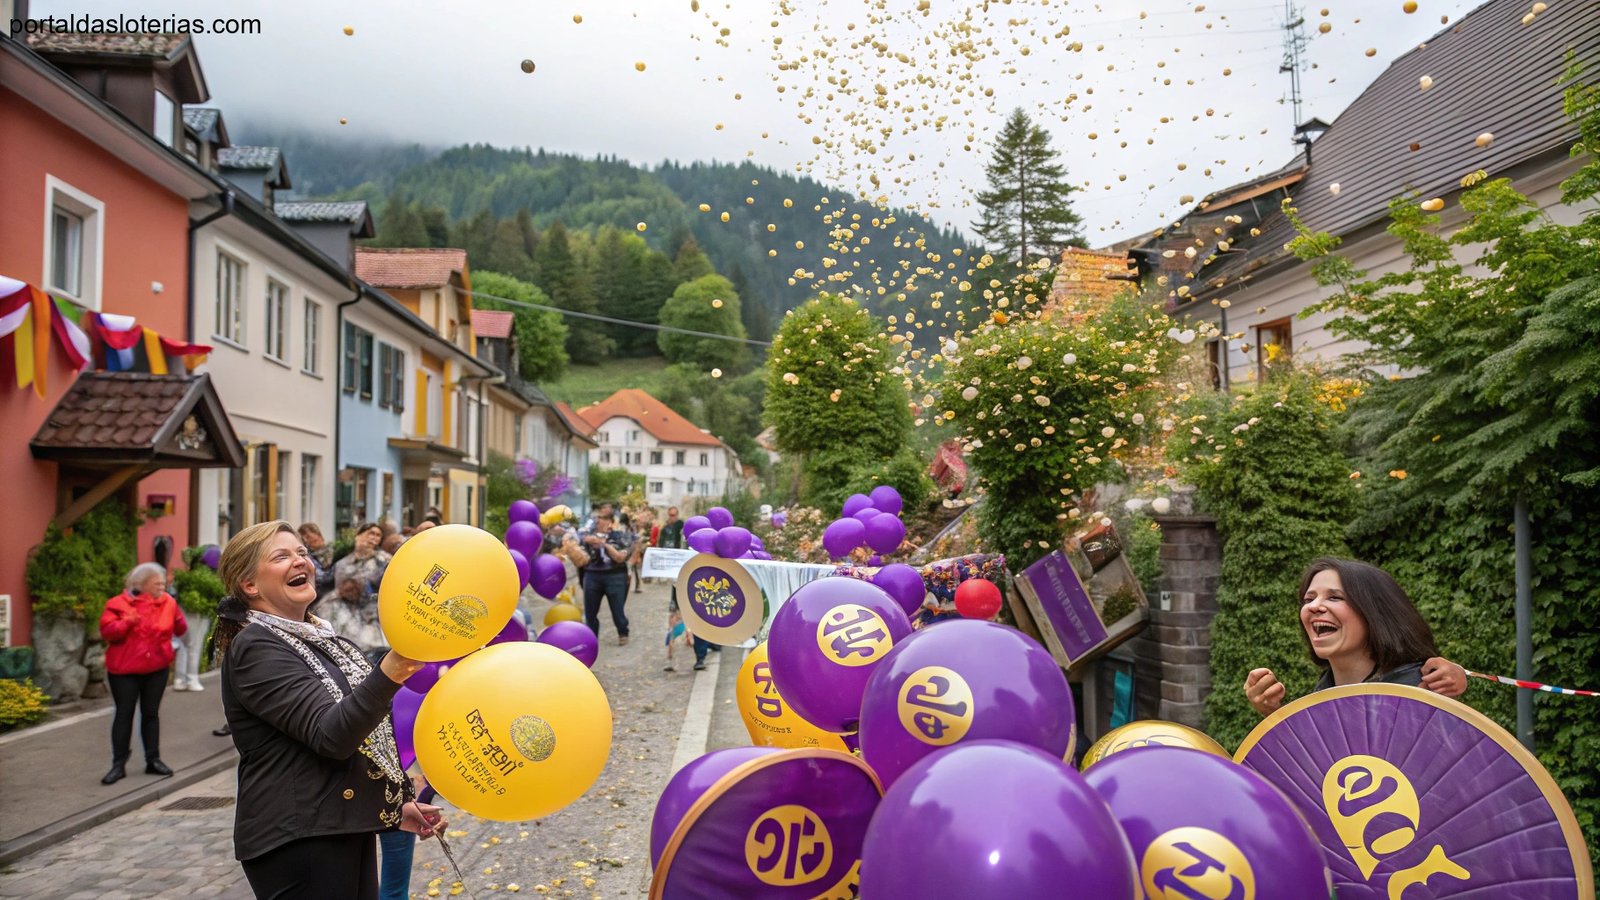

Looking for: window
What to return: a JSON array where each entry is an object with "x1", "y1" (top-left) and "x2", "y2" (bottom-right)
[
  {"x1": 300, "y1": 455, "x2": 319, "y2": 522},
  {"x1": 1206, "y1": 339, "x2": 1224, "y2": 391},
  {"x1": 275, "y1": 449, "x2": 291, "y2": 521},
  {"x1": 378, "y1": 344, "x2": 394, "y2": 408},
  {"x1": 1256, "y1": 319, "x2": 1292, "y2": 380},
  {"x1": 650, "y1": 450, "x2": 663, "y2": 465},
  {"x1": 303, "y1": 299, "x2": 322, "y2": 374},
  {"x1": 264, "y1": 279, "x2": 288, "y2": 361},
  {"x1": 674, "y1": 450, "x2": 686, "y2": 466},
  {"x1": 599, "y1": 431, "x2": 611, "y2": 444},
  {"x1": 699, "y1": 453, "x2": 709, "y2": 467},
  {"x1": 342, "y1": 323, "x2": 374, "y2": 397},
  {"x1": 600, "y1": 450, "x2": 611, "y2": 464},
  {"x1": 686, "y1": 479, "x2": 696, "y2": 495},
  {"x1": 216, "y1": 251, "x2": 246, "y2": 344},
  {"x1": 649, "y1": 481, "x2": 664, "y2": 494},
  {"x1": 359, "y1": 331, "x2": 374, "y2": 398},
  {"x1": 251, "y1": 444, "x2": 278, "y2": 523},
  {"x1": 513, "y1": 414, "x2": 524, "y2": 456},
  {"x1": 152, "y1": 90, "x2": 175, "y2": 146},
  {"x1": 336, "y1": 467, "x2": 371, "y2": 529},
  {"x1": 382, "y1": 472, "x2": 395, "y2": 522},
  {"x1": 630, "y1": 430, "x2": 641, "y2": 443},
  {"x1": 390, "y1": 348, "x2": 405, "y2": 410},
  {"x1": 45, "y1": 177, "x2": 104, "y2": 309}
]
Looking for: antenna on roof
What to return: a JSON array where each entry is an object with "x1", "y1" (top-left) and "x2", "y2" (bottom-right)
[{"x1": 1279, "y1": 0, "x2": 1310, "y2": 158}]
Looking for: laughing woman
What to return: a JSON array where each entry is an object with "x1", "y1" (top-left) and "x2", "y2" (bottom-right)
[
  {"x1": 1243, "y1": 557, "x2": 1467, "y2": 716},
  {"x1": 214, "y1": 521, "x2": 443, "y2": 899}
]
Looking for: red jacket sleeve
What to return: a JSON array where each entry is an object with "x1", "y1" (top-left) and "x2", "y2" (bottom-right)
[
  {"x1": 170, "y1": 596, "x2": 189, "y2": 638},
  {"x1": 99, "y1": 594, "x2": 136, "y2": 643}
]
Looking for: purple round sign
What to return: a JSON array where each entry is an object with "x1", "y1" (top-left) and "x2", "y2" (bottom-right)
[
  {"x1": 1235, "y1": 684, "x2": 1593, "y2": 899},
  {"x1": 675, "y1": 554, "x2": 765, "y2": 645},
  {"x1": 650, "y1": 749, "x2": 881, "y2": 900},
  {"x1": 685, "y1": 565, "x2": 747, "y2": 627}
]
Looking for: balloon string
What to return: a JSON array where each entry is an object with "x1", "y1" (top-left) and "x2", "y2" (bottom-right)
[{"x1": 1466, "y1": 671, "x2": 1599, "y2": 697}]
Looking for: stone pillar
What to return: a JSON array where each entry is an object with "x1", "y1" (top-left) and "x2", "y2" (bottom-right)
[{"x1": 1129, "y1": 515, "x2": 1221, "y2": 727}]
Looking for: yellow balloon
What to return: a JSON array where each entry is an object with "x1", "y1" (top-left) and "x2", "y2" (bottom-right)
[
  {"x1": 538, "y1": 505, "x2": 573, "y2": 528},
  {"x1": 736, "y1": 643, "x2": 850, "y2": 752},
  {"x1": 543, "y1": 602, "x2": 583, "y2": 627},
  {"x1": 415, "y1": 642, "x2": 611, "y2": 821},
  {"x1": 1080, "y1": 720, "x2": 1230, "y2": 771},
  {"x1": 378, "y1": 524, "x2": 518, "y2": 661}
]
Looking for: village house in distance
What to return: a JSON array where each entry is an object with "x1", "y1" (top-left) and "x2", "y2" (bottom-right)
[{"x1": 578, "y1": 388, "x2": 741, "y2": 510}]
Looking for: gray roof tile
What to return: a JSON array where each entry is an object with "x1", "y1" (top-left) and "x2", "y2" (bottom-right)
[
  {"x1": 217, "y1": 145, "x2": 282, "y2": 170},
  {"x1": 275, "y1": 200, "x2": 370, "y2": 224}
]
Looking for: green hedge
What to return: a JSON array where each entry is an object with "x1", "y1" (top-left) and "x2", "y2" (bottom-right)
[{"x1": 25, "y1": 499, "x2": 137, "y2": 621}]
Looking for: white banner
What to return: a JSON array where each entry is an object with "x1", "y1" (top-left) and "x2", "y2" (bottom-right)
[{"x1": 640, "y1": 547, "x2": 698, "y2": 579}]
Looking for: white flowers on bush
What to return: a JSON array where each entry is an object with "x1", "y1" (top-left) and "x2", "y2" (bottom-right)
[
  {"x1": 1125, "y1": 498, "x2": 1146, "y2": 511},
  {"x1": 1062, "y1": 353, "x2": 1077, "y2": 365},
  {"x1": 1151, "y1": 497, "x2": 1172, "y2": 514},
  {"x1": 961, "y1": 386, "x2": 979, "y2": 401},
  {"x1": 1101, "y1": 426, "x2": 1116, "y2": 438},
  {"x1": 1034, "y1": 395, "x2": 1051, "y2": 406},
  {"x1": 1132, "y1": 413, "x2": 1146, "y2": 425},
  {"x1": 1016, "y1": 356, "x2": 1033, "y2": 370}
]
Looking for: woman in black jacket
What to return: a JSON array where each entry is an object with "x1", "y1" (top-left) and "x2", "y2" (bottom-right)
[{"x1": 215, "y1": 521, "x2": 443, "y2": 899}]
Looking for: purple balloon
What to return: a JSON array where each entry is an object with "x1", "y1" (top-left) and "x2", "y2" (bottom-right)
[
  {"x1": 687, "y1": 527, "x2": 718, "y2": 553},
  {"x1": 488, "y1": 615, "x2": 529, "y2": 646},
  {"x1": 505, "y1": 520, "x2": 543, "y2": 558},
  {"x1": 403, "y1": 657, "x2": 458, "y2": 694},
  {"x1": 713, "y1": 526, "x2": 752, "y2": 559},
  {"x1": 536, "y1": 619, "x2": 599, "y2": 668},
  {"x1": 766, "y1": 576, "x2": 912, "y2": 732},
  {"x1": 508, "y1": 499, "x2": 541, "y2": 525},
  {"x1": 769, "y1": 510, "x2": 787, "y2": 529},
  {"x1": 866, "y1": 554, "x2": 883, "y2": 567},
  {"x1": 751, "y1": 551, "x2": 772, "y2": 560},
  {"x1": 864, "y1": 512, "x2": 906, "y2": 555},
  {"x1": 872, "y1": 563, "x2": 928, "y2": 617},
  {"x1": 860, "y1": 741, "x2": 1137, "y2": 899},
  {"x1": 1084, "y1": 748, "x2": 1330, "y2": 896},
  {"x1": 859, "y1": 621, "x2": 1074, "y2": 787},
  {"x1": 531, "y1": 552, "x2": 566, "y2": 600},
  {"x1": 650, "y1": 747, "x2": 776, "y2": 868},
  {"x1": 508, "y1": 549, "x2": 531, "y2": 590},
  {"x1": 683, "y1": 515, "x2": 712, "y2": 536},
  {"x1": 199, "y1": 545, "x2": 221, "y2": 570},
  {"x1": 392, "y1": 686, "x2": 425, "y2": 772},
  {"x1": 869, "y1": 485, "x2": 904, "y2": 516},
  {"x1": 705, "y1": 506, "x2": 734, "y2": 529},
  {"x1": 749, "y1": 536, "x2": 764, "y2": 551},
  {"x1": 821, "y1": 517, "x2": 867, "y2": 558},
  {"x1": 851, "y1": 506, "x2": 883, "y2": 523},
  {"x1": 841, "y1": 493, "x2": 873, "y2": 518}
]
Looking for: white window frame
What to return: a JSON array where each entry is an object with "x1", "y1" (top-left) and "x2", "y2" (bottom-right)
[
  {"x1": 153, "y1": 89, "x2": 175, "y2": 147},
  {"x1": 301, "y1": 454, "x2": 319, "y2": 522},
  {"x1": 215, "y1": 249, "x2": 247, "y2": 346},
  {"x1": 43, "y1": 176, "x2": 105, "y2": 310},
  {"x1": 302, "y1": 297, "x2": 323, "y2": 375},
  {"x1": 264, "y1": 276, "x2": 289, "y2": 363},
  {"x1": 674, "y1": 450, "x2": 686, "y2": 465},
  {"x1": 699, "y1": 452, "x2": 709, "y2": 467},
  {"x1": 649, "y1": 481, "x2": 664, "y2": 494}
]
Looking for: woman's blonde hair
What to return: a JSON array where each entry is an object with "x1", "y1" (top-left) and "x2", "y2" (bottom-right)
[{"x1": 219, "y1": 520, "x2": 299, "y2": 602}]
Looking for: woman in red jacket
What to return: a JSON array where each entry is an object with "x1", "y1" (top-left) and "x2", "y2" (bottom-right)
[{"x1": 99, "y1": 562, "x2": 188, "y2": 785}]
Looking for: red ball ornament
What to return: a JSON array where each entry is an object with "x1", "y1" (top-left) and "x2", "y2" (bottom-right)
[{"x1": 954, "y1": 578, "x2": 1003, "y2": 620}]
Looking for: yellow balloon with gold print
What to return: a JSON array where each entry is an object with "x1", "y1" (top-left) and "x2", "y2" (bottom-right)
[
  {"x1": 1080, "y1": 719, "x2": 1230, "y2": 771},
  {"x1": 414, "y1": 642, "x2": 612, "y2": 821},
  {"x1": 378, "y1": 524, "x2": 518, "y2": 661},
  {"x1": 736, "y1": 643, "x2": 850, "y2": 752},
  {"x1": 539, "y1": 504, "x2": 574, "y2": 528},
  {"x1": 543, "y1": 602, "x2": 583, "y2": 627}
]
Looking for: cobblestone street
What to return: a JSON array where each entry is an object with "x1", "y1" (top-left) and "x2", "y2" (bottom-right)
[{"x1": 1, "y1": 582, "x2": 722, "y2": 899}]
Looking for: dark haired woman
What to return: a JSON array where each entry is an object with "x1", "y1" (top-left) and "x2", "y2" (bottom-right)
[
  {"x1": 1244, "y1": 557, "x2": 1467, "y2": 716},
  {"x1": 215, "y1": 520, "x2": 443, "y2": 899}
]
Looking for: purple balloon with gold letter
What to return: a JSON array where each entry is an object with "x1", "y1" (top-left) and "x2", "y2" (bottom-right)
[
  {"x1": 1084, "y1": 747, "x2": 1330, "y2": 899},
  {"x1": 858, "y1": 620, "x2": 1074, "y2": 787},
  {"x1": 861, "y1": 740, "x2": 1138, "y2": 899},
  {"x1": 650, "y1": 747, "x2": 881, "y2": 900},
  {"x1": 766, "y1": 576, "x2": 912, "y2": 733}
]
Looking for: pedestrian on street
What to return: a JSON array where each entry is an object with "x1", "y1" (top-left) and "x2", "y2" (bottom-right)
[
  {"x1": 298, "y1": 522, "x2": 335, "y2": 595},
  {"x1": 579, "y1": 508, "x2": 635, "y2": 645},
  {"x1": 334, "y1": 521, "x2": 391, "y2": 595},
  {"x1": 98, "y1": 562, "x2": 188, "y2": 785},
  {"x1": 215, "y1": 521, "x2": 443, "y2": 900}
]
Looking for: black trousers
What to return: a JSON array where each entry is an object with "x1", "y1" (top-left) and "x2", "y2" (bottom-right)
[
  {"x1": 241, "y1": 832, "x2": 378, "y2": 900},
  {"x1": 107, "y1": 669, "x2": 167, "y2": 762},
  {"x1": 583, "y1": 570, "x2": 630, "y2": 638}
]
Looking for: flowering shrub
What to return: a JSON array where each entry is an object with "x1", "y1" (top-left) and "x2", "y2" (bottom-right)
[{"x1": 0, "y1": 679, "x2": 50, "y2": 730}]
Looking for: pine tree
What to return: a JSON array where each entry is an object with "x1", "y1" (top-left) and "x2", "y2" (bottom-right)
[
  {"x1": 972, "y1": 108, "x2": 1083, "y2": 272},
  {"x1": 534, "y1": 221, "x2": 613, "y2": 362},
  {"x1": 372, "y1": 191, "x2": 428, "y2": 246}
]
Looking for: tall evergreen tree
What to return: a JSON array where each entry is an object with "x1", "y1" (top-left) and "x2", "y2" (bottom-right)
[
  {"x1": 372, "y1": 190, "x2": 428, "y2": 246},
  {"x1": 972, "y1": 108, "x2": 1083, "y2": 272},
  {"x1": 534, "y1": 221, "x2": 613, "y2": 362},
  {"x1": 672, "y1": 234, "x2": 716, "y2": 283}
]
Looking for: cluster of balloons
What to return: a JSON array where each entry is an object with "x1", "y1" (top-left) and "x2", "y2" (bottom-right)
[
  {"x1": 504, "y1": 499, "x2": 572, "y2": 601},
  {"x1": 822, "y1": 485, "x2": 908, "y2": 560},
  {"x1": 683, "y1": 505, "x2": 772, "y2": 560},
  {"x1": 376, "y1": 523, "x2": 612, "y2": 822},
  {"x1": 657, "y1": 571, "x2": 1331, "y2": 896}
]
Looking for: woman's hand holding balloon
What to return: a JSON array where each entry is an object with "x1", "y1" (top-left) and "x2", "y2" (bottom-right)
[
  {"x1": 1244, "y1": 667, "x2": 1285, "y2": 716},
  {"x1": 400, "y1": 801, "x2": 444, "y2": 838},
  {"x1": 380, "y1": 650, "x2": 426, "y2": 685}
]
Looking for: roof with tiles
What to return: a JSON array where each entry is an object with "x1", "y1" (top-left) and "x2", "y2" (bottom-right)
[
  {"x1": 1042, "y1": 247, "x2": 1137, "y2": 318},
  {"x1": 470, "y1": 310, "x2": 514, "y2": 339},
  {"x1": 182, "y1": 106, "x2": 220, "y2": 137},
  {"x1": 30, "y1": 372, "x2": 244, "y2": 468},
  {"x1": 275, "y1": 200, "x2": 371, "y2": 225},
  {"x1": 217, "y1": 146, "x2": 282, "y2": 170},
  {"x1": 24, "y1": 30, "x2": 188, "y2": 58},
  {"x1": 578, "y1": 389, "x2": 723, "y2": 448},
  {"x1": 354, "y1": 248, "x2": 470, "y2": 289}
]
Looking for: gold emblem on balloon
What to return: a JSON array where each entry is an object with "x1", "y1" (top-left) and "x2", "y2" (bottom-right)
[
  {"x1": 509, "y1": 714, "x2": 557, "y2": 763},
  {"x1": 896, "y1": 666, "x2": 973, "y2": 746},
  {"x1": 743, "y1": 805, "x2": 833, "y2": 887},
  {"x1": 815, "y1": 604, "x2": 892, "y2": 667},
  {"x1": 1080, "y1": 720, "x2": 1230, "y2": 771},
  {"x1": 1140, "y1": 827, "x2": 1255, "y2": 900}
]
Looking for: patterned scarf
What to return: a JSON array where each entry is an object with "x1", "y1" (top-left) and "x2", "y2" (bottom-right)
[{"x1": 244, "y1": 610, "x2": 407, "y2": 822}]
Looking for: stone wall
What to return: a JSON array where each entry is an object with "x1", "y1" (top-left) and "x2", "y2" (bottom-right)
[{"x1": 1128, "y1": 515, "x2": 1221, "y2": 727}]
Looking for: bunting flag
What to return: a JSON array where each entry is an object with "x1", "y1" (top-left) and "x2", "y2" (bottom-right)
[{"x1": 0, "y1": 274, "x2": 212, "y2": 393}]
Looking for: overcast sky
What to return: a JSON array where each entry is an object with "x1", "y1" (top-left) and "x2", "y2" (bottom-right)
[{"x1": 37, "y1": 0, "x2": 1488, "y2": 244}]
